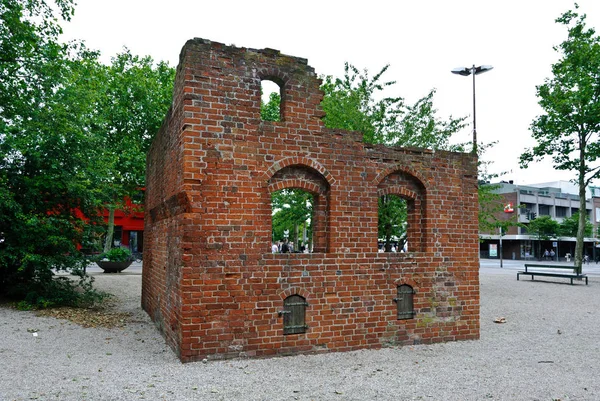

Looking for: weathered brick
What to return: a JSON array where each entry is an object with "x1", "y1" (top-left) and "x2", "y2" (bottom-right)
[{"x1": 143, "y1": 38, "x2": 480, "y2": 363}]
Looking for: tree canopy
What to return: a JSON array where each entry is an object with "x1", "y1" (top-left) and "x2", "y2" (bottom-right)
[
  {"x1": 0, "y1": 0, "x2": 174, "y2": 306},
  {"x1": 528, "y1": 215, "x2": 560, "y2": 240},
  {"x1": 520, "y1": 5, "x2": 600, "y2": 272},
  {"x1": 558, "y1": 211, "x2": 593, "y2": 237},
  {"x1": 1, "y1": 0, "x2": 99, "y2": 306},
  {"x1": 321, "y1": 63, "x2": 466, "y2": 149},
  {"x1": 271, "y1": 189, "x2": 313, "y2": 248},
  {"x1": 261, "y1": 91, "x2": 281, "y2": 122},
  {"x1": 527, "y1": 215, "x2": 560, "y2": 260},
  {"x1": 93, "y1": 50, "x2": 175, "y2": 251}
]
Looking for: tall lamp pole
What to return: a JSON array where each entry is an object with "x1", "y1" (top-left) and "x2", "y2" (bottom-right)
[
  {"x1": 499, "y1": 226, "x2": 503, "y2": 268},
  {"x1": 451, "y1": 65, "x2": 493, "y2": 154}
]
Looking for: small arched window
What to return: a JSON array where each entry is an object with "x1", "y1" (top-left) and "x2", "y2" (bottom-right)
[
  {"x1": 395, "y1": 284, "x2": 415, "y2": 320},
  {"x1": 281, "y1": 295, "x2": 308, "y2": 334}
]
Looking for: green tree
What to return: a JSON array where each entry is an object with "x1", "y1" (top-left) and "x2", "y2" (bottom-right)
[
  {"x1": 94, "y1": 50, "x2": 175, "y2": 252},
  {"x1": 271, "y1": 189, "x2": 313, "y2": 249},
  {"x1": 0, "y1": 0, "x2": 107, "y2": 306},
  {"x1": 261, "y1": 91, "x2": 280, "y2": 122},
  {"x1": 321, "y1": 63, "x2": 467, "y2": 251},
  {"x1": 269, "y1": 63, "x2": 500, "y2": 253},
  {"x1": 520, "y1": 5, "x2": 600, "y2": 273},
  {"x1": 559, "y1": 211, "x2": 592, "y2": 237},
  {"x1": 527, "y1": 215, "x2": 560, "y2": 260},
  {"x1": 321, "y1": 63, "x2": 466, "y2": 149},
  {"x1": 378, "y1": 195, "x2": 407, "y2": 252},
  {"x1": 0, "y1": 0, "x2": 175, "y2": 306}
]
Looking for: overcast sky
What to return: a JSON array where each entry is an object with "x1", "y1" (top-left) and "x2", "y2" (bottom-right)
[{"x1": 60, "y1": 0, "x2": 600, "y2": 186}]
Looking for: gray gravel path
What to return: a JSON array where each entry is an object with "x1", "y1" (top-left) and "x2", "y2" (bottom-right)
[{"x1": 1, "y1": 263, "x2": 599, "y2": 401}]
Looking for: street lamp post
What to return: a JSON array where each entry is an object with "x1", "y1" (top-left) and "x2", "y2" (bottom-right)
[
  {"x1": 499, "y1": 226, "x2": 503, "y2": 268},
  {"x1": 451, "y1": 65, "x2": 493, "y2": 154}
]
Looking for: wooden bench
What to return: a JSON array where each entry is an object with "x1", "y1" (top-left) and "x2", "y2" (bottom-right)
[{"x1": 517, "y1": 263, "x2": 588, "y2": 285}]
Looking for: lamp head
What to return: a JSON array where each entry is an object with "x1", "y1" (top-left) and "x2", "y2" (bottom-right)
[
  {"x1": 474, "y1": 65, "x2": 493, "y2": 75},
  {"x1": 451, "y1": 67, "x2": 471, "y2": 76},
  {"x1": 451, "y1": 65, "x2": 494, "y2": 76}
]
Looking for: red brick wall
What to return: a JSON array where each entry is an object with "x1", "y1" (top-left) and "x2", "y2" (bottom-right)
[{"x1": 143, "y1": 38, "x2": 480, "y2": 362}]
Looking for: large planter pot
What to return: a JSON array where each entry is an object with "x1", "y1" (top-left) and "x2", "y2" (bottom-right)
[{"x1": 96, "y1": 260, "x2": 133, "y2": 273}]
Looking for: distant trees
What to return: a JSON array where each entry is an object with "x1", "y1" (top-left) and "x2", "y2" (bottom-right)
[
  {"x1": 271, "y1": 189, "x2": 313, "y2": 249},
  {"x1": 558, "y1": 212, "x2": 592, "y2": 238},
  {"x1": 264, "y1": 63, "x2": 497, "y2": 252},
  {"x1": 321, "y1": 63, "x2": 467, "y2": 251},
  {"x1": 527, "y1": 216, "x2": 560, "y2": 260},
  {"x1": 261, "y1": 91, "x2": 281, "y2": 122},
  {"x1": 265, "y1": 63, "x2": 470, "y2": 251},
  {"x1": 477, "y1": 144, "x2": 516, "y2": 236},
  {"x1": 321, "y1": 63, "x2": 466, "y2": 149},
  {"x1": 520, "y1": 5, "x2": 600, "y2": 273},
  {"x1": 378, "y1": 195, "x2": 407, "y2": 252}
]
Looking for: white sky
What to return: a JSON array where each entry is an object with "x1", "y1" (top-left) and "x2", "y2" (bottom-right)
[{"x1": 60, "y1": 0, "x2": 600, "y2": 185}]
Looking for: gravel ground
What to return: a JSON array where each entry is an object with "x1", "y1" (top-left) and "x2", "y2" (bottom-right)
[{"x1": 1, "y1": 265, "x2": 599, "y2": 401}]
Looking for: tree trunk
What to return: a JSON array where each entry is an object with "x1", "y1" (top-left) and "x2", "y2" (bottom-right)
[
  {"x1": 103, "y1": 205, "x2": 116, "y2": 253},
  {"x1": 384, "y1": 224, "x2": 392, "y2": 252},
  {"x1": 575, "y1": 146, "x2": 586, "y2": 275},
  {"x1": 575, "y1": 187, "x2": 586, "y2": 274},
  {"x1": 295, "y1": 224, "x2": 299, "y2": 252}
]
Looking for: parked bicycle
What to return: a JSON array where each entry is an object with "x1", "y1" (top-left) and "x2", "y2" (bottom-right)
[{"x1": 131, "y1": 252, "x2": 143, "y2": 263}]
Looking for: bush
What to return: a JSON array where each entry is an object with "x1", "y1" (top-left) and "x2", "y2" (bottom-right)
[
  {"x1": 0, "y1": 232, "x2": 108, "y2": 309},
  {"x1": 14, "y1": 273, "x2": 107, "y2": 310},
  {"x1": 100, "y1": 247, "x2": 132, "y2": 262}
]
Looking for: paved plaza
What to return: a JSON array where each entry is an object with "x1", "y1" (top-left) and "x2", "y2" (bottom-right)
[{"x1": 1, "y1": 259, "x2": 599, "y2": 400}]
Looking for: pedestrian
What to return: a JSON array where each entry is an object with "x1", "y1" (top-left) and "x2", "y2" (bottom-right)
[
  {"x1": 281, "y1": 238, "x2": 290, "y2": 253},
  {"x1": 550, "y1": 249, "x2": 555, "y2": 260},
  {"x1": 543, "y1": 249, "x2": 550, "y2": 261}
]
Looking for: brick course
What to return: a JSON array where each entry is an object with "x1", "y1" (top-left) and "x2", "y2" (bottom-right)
[{"x1": 143, "y1": 38, "x2": 480, "y2": 362}]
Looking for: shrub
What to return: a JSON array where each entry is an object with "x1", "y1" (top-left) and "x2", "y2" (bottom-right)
[
  {"x1": 101, "y1": 247, "x2": 132, "y2": 262},
  {"x1": 14, "y1": 273, "x2": 107, "y2": 310}
]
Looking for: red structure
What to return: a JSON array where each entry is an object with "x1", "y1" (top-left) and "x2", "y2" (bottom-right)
[
  {"x1": 101, "y1": 195, "x2": 145, "y2": 253},
  {"x1": 143, "y1": 38, "x2": 480, "y2": 362}
]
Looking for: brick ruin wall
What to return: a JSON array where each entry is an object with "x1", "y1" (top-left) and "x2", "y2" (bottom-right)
[{"x1": 143, "y1": 38, "x2": 480, "y2": 362}]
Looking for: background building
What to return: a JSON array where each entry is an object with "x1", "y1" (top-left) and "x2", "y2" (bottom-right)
[
  {"x1": 101, "y1": 198, "x2": 144, "y2": 254},
  {"x1": 480, "y1": 181, "x2": 599, "y2": 261}
]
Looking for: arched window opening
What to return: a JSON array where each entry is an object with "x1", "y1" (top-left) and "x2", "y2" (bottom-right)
[
  {"x1": 271, "y1": 189, "x2": 313, "y2": 253},
  {"x1": 378, "y1": 194, "x2": 407, "y2": 253},
  {"x1": 281, "y1": 295, "x2": 308, "y2": 335},
  {"x1": 260, "y1": 79, "x2": 281, "y2": 122},
  {"x1": 394, "y1": 284, "x2": 415, "y2": 320},
  {"x1": 268, "y1": 164, "x2": 330, "y2": 253},
  {"x1": 376, "y1": 170, "x2": 425, "y2": 253}
]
